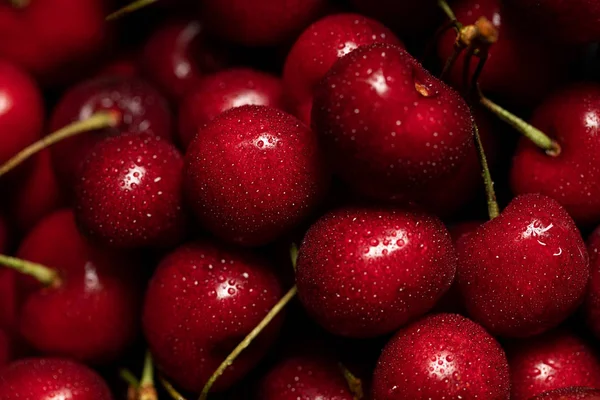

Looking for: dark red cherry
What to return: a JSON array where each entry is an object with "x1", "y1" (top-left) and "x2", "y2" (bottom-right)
[
  {"x1": 511, "y1": 83, "x2": 600, "y2": 227},
  {"x1": 371, "y1": 313, "x2": 510, "y2": 400},
  {"x1": 185, "y1": 105, "x2": 327, "y2": 247},
  {"x1": 0, "y1": 358, "x2": 113, "y2": 400},
  {"x1": 296, "y1": 207, "x2": 456, "y2": 337},
  {"x1": 530, "y1": 387, "x2": 600, "y2": 400},
  {"x1": 49, "y1": 76, "x2": 172, "y2": 190},
  {"x1": 312, "y1": 43, "x2": 473, "y2": 203},
  {"x1": 0, "y1": 215, "x2": 7, "y2": 254},
  {"x1": 74, "y1": 134, "x2": 185, "y2": 249},
  {"x1": 456, "y1": 194, "x2": 589, "y2": 337},
  {"x1": 350, "y1": 0, "x2": 441, "y2": 36},
  {"x1": 143, "y1": 240, "x2": 284, "y2": 393},
  {"x1": 586, "y1": 225, "x2": 600, "y2": 338},
  {"x1": 0, "y1": 329, "x2": 9, "y2": 366},
  {"x1": 178, "y1": 68, "x2": 284, "y2": 148},
  {"x1": 282, "y1": 13, "x2": 402, "y2": 125},
  {"x1": 15, "y1": 209, "x2": 141, "y2": 364},
  {"x1": 97, "y1": 55, "x2": 140, "y2": 79}
]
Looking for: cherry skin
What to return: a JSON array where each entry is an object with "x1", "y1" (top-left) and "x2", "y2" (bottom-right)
[
  {"x1": 15, "y1": 209, "x2": 141, "y2": 364},
  {"x1": 49, "y1": 75, "x2": 172, "y2": 191},
  {"x1": 371, "y1": 313, "x2": 510, "y2": 400},
  {"x1": 258, "y1": 353, "x2": 354, "y2": 400},
  {"x1": 74, "y1": 134, "x2": 185, "y2": 249},
  {"x1": 530, "y1": 387, "x2": 600, "y2": 400},
  {"x1": 178, "y1": 68, "x2": 284, "y2": 149},
  {"x1": 282, "y1": 13, "x2": 403, "y2": 125},
  {"x1": 507, "y1": 329, "x2": 600, "y2": 400},
  {"x1": 456, "y1": 194, "x2": 589, "y2": 337},
  {"x1": 185, "y1": 105, "x2": 327, "y2": 247},
  {"x1": 511, "y1": 83, "x2": 600, "y2": 227},
  {"x1": 0, "y1": 358, "x2": 113, "y2": 400},
  {"x1": 143, "y1": 240, "x2": 284, "y2": 393},
  {"x1": 0, "y1": 329, "x2": 9, "y2": 366},
  {"x1": 585, "y1": 225, "x2": 600, "y2": 338},
  {"x1": 296, "y1": 207, "x2": 456, "y2": 337},
  {"x1": 311, "y1": 43, "x2": 473, "y2": 203},
  {"x1": 0, "y1": 61, "x2": 44, "y2": 169},
  {"x1": 97, "y1": 55, "x2": 140, "y2": 79}
]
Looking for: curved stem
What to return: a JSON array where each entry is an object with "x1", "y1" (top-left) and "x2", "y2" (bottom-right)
[
  {"x1": 198, "y1": 286, "x2": 298, "y2": 400},
  {"x1": 438, "y1": 0, "x2": 459, "y2": 25},
  {"x1": 440, "y1": 43, "x2": 465, "y2": 81},
  {"x1": 470, "y1": 52, "x2": 488, "y2": 95},
  {"x1": 106, "y1": 0, "x2": 159, "y2": 20},
  {"x1": 0, "y1": 111, "x2": 120, "y2": 178},
  {"x1": 139, "y1": 351, "x2": 157, "y2": 400},
  {"x1": 339, "y1": 363, "x2": 364, "y2": 400},
  {"x1": 159, "y1": 375, "x2": 188, "y2": 400},
  {"x1": 471, "y1": 115, "x2": 499, "y2": 219},
  {"x1": 119, "y1": 369, "x2": 140, "y2": 388},
  {"x1": 0, "y1": 254, "x2": 60, "y2": 287},
  {"x1": 462, "y1": 43, "x2": 476, "y2": 94},
  {"x1": 290, "y1": 243, "x2": 299, "y2": 271}
]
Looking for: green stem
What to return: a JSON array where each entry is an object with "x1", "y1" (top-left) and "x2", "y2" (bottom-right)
[
  {"x1": 0, "y1": 254, "x2": 60, "y2": 287},
  {"x1": 290, "y1": 243, "x2": 299, "y2": 271},
  {"x1": 139, "y1": 351, "x2": 157, "y2": 400},
  {"x1": 440, "y1": 43, "x2": 465, "y2": 81},
  {"x1": 438, "y1": 0, "x2": 460, "y2": 25},
  {"x1": 106, "y1": 0, "x2": 158, "y2": 21},
  {"x1": 339, "y1": 363, "x2": 364, "y2": 400},
  {"x1": 159, "y1": 375, "x2": 188, "y2": 400},
  {"x1": 119, "y1": 369, "x2": 140, "y2": 388},
  {"x1": 471, "y1": 115, "x2": 499, "y2": 219}
]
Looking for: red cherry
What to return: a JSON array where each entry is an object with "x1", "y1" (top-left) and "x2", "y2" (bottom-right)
[
  {"x1": 74, "y1": 134, "x2": 185, "y2": 249},
  {"x1": 0, "y1": 0, "x2": 109, "y2": 85},
  {"x1": 143, "y1": 240, "x2": 284, "y2": 393},
  {"x1": 97, "y1": 55, "x2": 140, "y2": 79},
  {"x1": 507, "y1": 329, "x2": 600, "y2": 400},
  {"x1": 0, "y1": 268, "x2": 16, "y2": 333},
  {"x1": 185, "y1": 105, "x2": 327, "y2": 247},
  {"x1": 350, "y1": 0, "x2": 441, "y2": 36},
  {"x1": 296, "y1": 207, "x2": 456, "y2": 337},
  {"x1": 511, "y1": 83, "x2": 600, "y2": 227},
  {"x1": 49, "y1": 76, "x2": 172, "y2": 190},
  {"x1": 14, "y1": 209, "x2": 141, "y2": 364},
  {"x1": 0, "y1": 358, "x2": 113, "y2": 400},
  {"x1": 0, "y1": 61, "x2": 43, "y2": 169},
  {"x1": 311, "y1": 43, "x2": 473, "y2": 203},
  {"x1": 0, "y1": 214, "x2": 7, "y2": 254},
  {"x1": 0, "y1": 329, "x2": 9, "y2": 366},
  {"x1": 456, "y1": 194, "x2": 589, "y2": 337},
  {"x1": 530, "y1": 387, "x2": 600, "y2": 400},
  {"x1": 259, "y1": 353, "x2": 354, "y2": 399},
  {"x1": 178, "y1": 69, "x2": 284, "y2": 149},
  {"x1": 585, "y1": 225, "x2": 600, "y2": 338},
  {"x1": 282, "y1": 13, "x2": 402, "y2": 124},
  {"x1": 371, "y1": 313, "x2": 510, "y2": 400}
]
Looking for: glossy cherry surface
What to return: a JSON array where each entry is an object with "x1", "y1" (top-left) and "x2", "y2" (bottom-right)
[
  {"x1": 586, "y1": 226, "x2": 600, "y2": 338},
  {"x1": 143, "y1": 240, "x2": 284, "y2": 393},
  {"x1": 0, "y1": 329, "x2": 9, "y2": 366},
  {"x1": 511, "y1": 83, "x2": 600, "y2": 227},
  {"x1": 296, "y1": 207, "x2": 456, "y2": 337},
  {"x1": 371, "y1": 313, "x2": 510, "y2": 400},
  {"x1": 456, "y1": 194, "x2": 589, "y2": 337},
  {"x1": 530, "y1": 387, "x2": 600, "y2": 400},
  {"x1": 351, "y1": 0, "x2": 441, "y2": 35}
]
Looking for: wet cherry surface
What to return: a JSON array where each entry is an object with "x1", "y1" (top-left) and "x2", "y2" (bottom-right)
[{"x1": 585, "y1": 225, "x2": 600, "y2": 338}]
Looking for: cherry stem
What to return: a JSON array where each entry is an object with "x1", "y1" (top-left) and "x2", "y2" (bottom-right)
[
  {"x1": 438, "y1": 0, "x2": 460, "y2": 26},
  {"x1": 471, "y1": 114, "x2": 499, "y2": 219},
  {"x1": 339, "y1": 363, "x2": 364, "y2": 400},
  {"x1": 462, "y1": 44, "x2": 476, "y2": 95},
  {"x1": 106, "y1": 0, "x2": 158, "y2": 21},
  {"x1": 159, "y1": 375, "x2": 188, "y2": 400},
  {"x1": 440, "y1": 43, "x2": 465, "y2": 81},
  {"x1": 138, "y1": 351, "x2": 158, "y2": 400},
  {"x1": 198, "y1": 285, "x2": 298, "y2": 400},
  {"x1": 0, "y1": 254, "x2": 60, "y2": 287},
  {"x1": 290, "y1": 243, "x2": 299, "y2": 271},
  {"x1": 9, "y1": 0, "x2": 29, "y2": 7},
  {"x1": 0, "y1": 111, "x2": 120, "y2": 178},
  {"x1": 119, "y1": 369, "x2": 140, "y2": 388}
]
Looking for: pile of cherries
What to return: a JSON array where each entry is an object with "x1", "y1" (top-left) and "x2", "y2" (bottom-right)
[{"x1": 0, "y1": 0, "x2": 599, "y2": 399}]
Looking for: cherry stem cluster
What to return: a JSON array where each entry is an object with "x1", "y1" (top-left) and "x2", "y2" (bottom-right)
[
  {"x1": 0, "y1": 254, "x2": 60, "y2": 287},
  {"x1": 120, "y1": 352, "x2": 158, "y2": 400}
]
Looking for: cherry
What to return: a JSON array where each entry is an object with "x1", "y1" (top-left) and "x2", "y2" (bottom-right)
[
  {"x1": 371, "y1": 313, "x2": 510, "y2": 400},
  {"x1": 296, "y1": 207, "x2": 456, "y2": 337},
  {"x1": 143, "y1": 240, "x2": 284, "y2": 393},
  {"x1": 258, "y1": 352, "x2": 354, "y2": 399},
  {"x1": 282, "y1": 13, "x2": 403, "y2": 125},
  {"x1": 0, "y1": 329, "x2": 9, "y2": 366},
  {"x1": 74, "y1": 134, "x2": 185, "y2": 249},
  {"x1": 200, "y1": 0, "x2": 327, "y2": 46},
  {"x1": 311, "y1": 43, "x2": 473, "y2": 204},
  {"x1": 98, "y1": 55, "x2": 140, "y2": 79},
  {"x1": 49, "y1": 75, "x2": 172, "y2": 190},
  {"x1": 185, "y1": 105, "x2": 327, "y2": 247},
  {"x1": 0, "y1": 358, "x2": 113, "y2": 400},
  {"x1": 586, "y1": 225, "x2": 600, "y2": 338},
  {"x1": 350, "y1": 0, "x2": 441, "y2": 36},
  {"x1": 456, "y1": 193, "x2": 589, "y2": 337},
  {"x1": 8, "y1": 209, "x2": 141, "y2": 364},
  {"x1": 507, "y1": 329, "x2": 600, "y2": 400},
  {"x1": 0, "y1": 61, "x2": 43, "y2": 170},
  {"x1": 530, "y1": 387, "x2": 600, "y2": 400},
  {"x1": 0, "y1": 0, "x2": 109, "y2": 85},
  {"x1": 437, "y1": 0, "x2": 570, "y2": 106},
  {"x1": 511, "y1": 83, "x2": 600, "y2": 227},
  {"x1": 178, "y1": 69, "x2": 284, "y2": 149},
  {"x1": 0, "y1": 214, "x2": 7, "y2": 254}
]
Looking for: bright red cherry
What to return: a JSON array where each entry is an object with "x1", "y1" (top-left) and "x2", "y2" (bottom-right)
[
  {"x1": 282, "y1": 13, "x2": 402, "y2": 125},
  {"x1": 296, "y1": 207, "x2": 456, "y2": 337},
  {"x1": 0, "y1": 358, "x2": 113, "y2": 400},
  {"x1": 371, "y1": 313, "x2": 510, "y2": 400},
  {"x1": 511, "y1": 83, "x2": 600, "y2": 227},
  {"x1": 586, "y1": 225, "x2": 600, "y2": 338},
  {"x1": 185, "y1": 105, "x2": 327, "y2": 247},
  {"x1": 143, "y1": 240, "x2": 284, "y2": 393},
  {"x1": 456, "y1": 194, "x2": 589, "y2": 337},
  {"x1": 312, "y1": 43, "x2": 473, "y2": 203},
  {"x1": 178, "y1": 68, "x2": 284, "y2": 148},
  {"x1": 74, "y1": 134, "x2": 185, "y2": 249},
  {"x1": 530, "y1": 387, "x2": 600, "y2": 400}
]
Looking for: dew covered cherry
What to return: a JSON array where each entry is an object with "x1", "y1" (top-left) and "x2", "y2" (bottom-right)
[
  {"x1": 143, "y1": 240, "x2": 284, "y2": 393},
  {"x1": 586, "y1": 226, "x2": 600, "y2": 338},
  {"x1": 296, "y1": 207, "x2": 456, "y2": 337},
  {"x1": 178, "y1": 68, "x2": 284, "y2": 148},
  {"x1": 456, "y1": 194, "x2": 589, "y2": 337},
  {"x1": 371, "y1": 313, "x2": 510, "y2": 400},
  {"x1": 185, "y1": 105, "x2": 327, "y2": 247},
  {"x1": 282, "y1": 13, "x2": 402, "y2": 125},
  {"x1": 312, "y1": 43, "x2": 473, "y2": 203},
  {"x1": 511, "y1": 83, "x2": 600, "y2": 227},
  {"x1": 74, "y1": 134, "x2": 185, "y2": 249},
  {"x1": 530, "y1": 387, "x2": 600, "y2": 400},
  {"x1": 0, "y1": 358, "x2": 113, "y2": 400}
]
